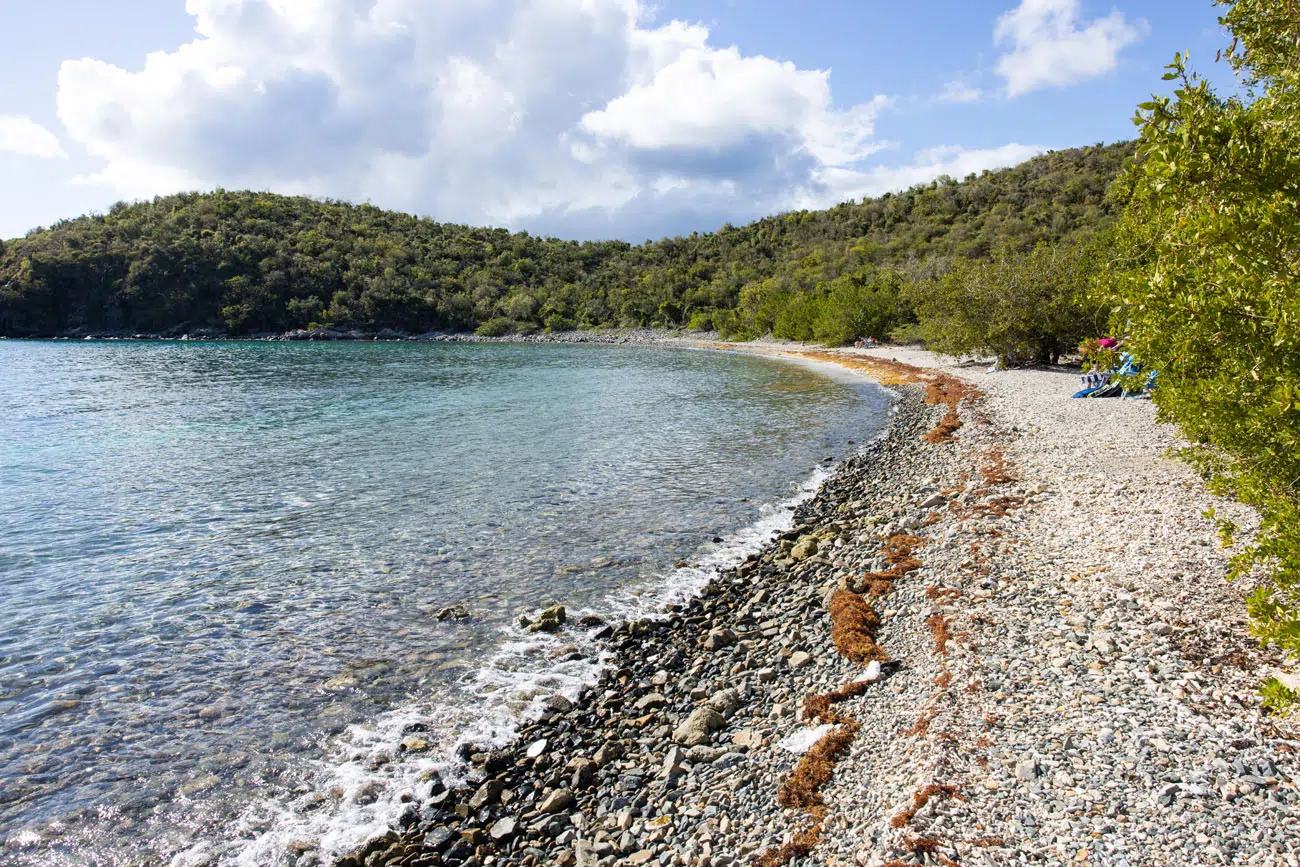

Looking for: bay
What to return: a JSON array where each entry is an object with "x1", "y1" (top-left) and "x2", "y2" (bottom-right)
[{"x1": 0, "y1": 339, "x2": 889, "y2": 865}]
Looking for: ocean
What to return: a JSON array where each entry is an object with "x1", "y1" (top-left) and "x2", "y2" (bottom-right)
[{"x1": 0, "y1": 339, "x2": 891, "y2": 865}]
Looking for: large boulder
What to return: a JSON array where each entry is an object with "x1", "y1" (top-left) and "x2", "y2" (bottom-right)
[
  {"x1": 790, "y1": 536, "x2": 819, "y2": 562},
  {"x1": 673, "y1": 707, "x2": 725, "y2": 747}
]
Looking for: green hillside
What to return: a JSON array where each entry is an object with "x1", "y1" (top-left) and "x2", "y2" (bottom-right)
[{"x1": 0, "y1": 141, "x2": 1133, "y2": 340}]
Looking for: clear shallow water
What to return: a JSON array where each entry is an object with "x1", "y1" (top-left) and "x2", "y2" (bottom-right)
[{"x1": 0, "y1": 339, "x2": 890, "y2": 865}]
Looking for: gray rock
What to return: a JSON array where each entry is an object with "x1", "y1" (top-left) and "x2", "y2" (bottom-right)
[
  {"x1": 673, "y1": 707, "x2": 725, "y2": 746},
  {"x1": 713, "y1": 752, "x2": 746, "y2": 770},
  {"x1": 1016, "y1": 757, "x2": 1038, "y2": 781},
  {"x1": 707, "y1": 688, "x2": 743, "y2": 714},
  {"x1": 425, "y1": 827, "x2": 457, "y2": 852},
  {"x1": 788, "y1": 651, "x2": 813, "y2": 670},
  {"x1": 469, "y1": 780, "x2": 503, "y2": 810},
  {"x1": 634, "y1": 693, "x2": 667, "y2": 711},
  {"x1": 489, "y1": 817, "x2": 517, "y2": 841},
  {"x1": 662, "y1": 747, "x2": 686, "y2": 779},
  {"x1": 686, "y1": 745, "x2": 726, "y2": 763}
]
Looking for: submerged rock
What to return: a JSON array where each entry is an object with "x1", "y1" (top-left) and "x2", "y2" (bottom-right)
[
  {"x1": 525, "y1": 605, "x2": 567, "y2": 633},
  {"x1": 435, "y1": 603, "x2": 470, "y2": 622}
]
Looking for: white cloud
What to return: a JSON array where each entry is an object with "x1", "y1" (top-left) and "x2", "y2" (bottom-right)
[
  {"x1": 798, "y1": 143, "x2": 1048, "y2": 209},
  {"x1": 49, "y1": 0, "x2": 911, "y2": 238},
  {"x1": 936, "y1": 79, "x2": 983, "y2": 104},
  {"x1": 0, "y1": 115, "x2": 66, "y2": 159},
  {"x1": 994, "y1": 0, "x2": 1142, "y2": 97},
  {"x1": 43, "y1": 0, "x2": 1046, "y2": 240}
]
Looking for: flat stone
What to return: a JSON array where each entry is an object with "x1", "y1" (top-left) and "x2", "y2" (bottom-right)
[
  {"x1": 634, "y1": 693, "x2": 667, "y2": 711},
  {"x1": 789, "y1": 651, "x2": 813, "y2": 670},
  {"x1": 489, "y1": 817, "x2": 517, "y2": 841},
  {"x1": 686, "y1": 745, "x2": 726, "y2": 763},
  {"x1": 539, "y1": 789, "x2": 574, "y2": 813}
]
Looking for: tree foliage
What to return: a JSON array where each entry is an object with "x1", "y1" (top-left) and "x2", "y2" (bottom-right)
[
  {"x1": 1099, "y1": 0, "x2": 1300, "y2": 706},
  {"x1": 0, "y1": 143, "x2": 1132, "y2": 341},
  {"x1": 908, "y1": 240, "x2": 1108, "y2": 364}
]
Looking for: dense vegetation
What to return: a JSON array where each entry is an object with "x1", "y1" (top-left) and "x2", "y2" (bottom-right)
[
  {"x1": 0, "y1": 143, "x2": 1132, "y2": 340},
  {"x1": 1099, "y1": 0, "x2": 1300, "y2": 708},
  {"x1": 907, "y1": 238, "x2": 1107, "y2": 364}
]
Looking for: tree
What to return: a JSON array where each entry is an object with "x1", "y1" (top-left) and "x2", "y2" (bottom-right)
[
  {"x1": 909, "y1": 240, "x2": 1106, "y2": 364},
  {"x1": 0, "y1": 144, "x2": 1132, "y2": 339},
  {"x1": 1098, "y1": 0, "x2": 1300, "y2": 710}
]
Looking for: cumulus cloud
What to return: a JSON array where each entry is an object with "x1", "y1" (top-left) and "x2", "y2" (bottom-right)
[
  {"x1": 800, "y1": 143, "x2": 1048, "y2": 209},
  {"x1": 995, "y1": 0, "x2": 1142, "y2": 98},
  {"x1": 48, "y1": 0, "x2": 1042, "y2": 239},
  {"x1": 0, "y1": 115, "x2": 65, "y2": 159}
]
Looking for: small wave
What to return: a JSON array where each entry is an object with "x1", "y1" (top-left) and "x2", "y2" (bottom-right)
[{"x1": 212, "y1": 466, "x2": 831, "y2": 866}]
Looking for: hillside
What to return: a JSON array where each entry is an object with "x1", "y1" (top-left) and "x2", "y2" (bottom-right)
[{"x1": 0, "y1": 141, "x2": 1133, "y2": 340}]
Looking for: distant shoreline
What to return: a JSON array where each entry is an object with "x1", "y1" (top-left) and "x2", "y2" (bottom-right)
[{"x1": 0, "y1": 327, "x2": 708, "y2": 345}]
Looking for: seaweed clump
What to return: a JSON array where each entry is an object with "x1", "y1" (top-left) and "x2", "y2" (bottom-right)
[{"x1": 829, "y1": 590, "x2": 887, "y2": 663}]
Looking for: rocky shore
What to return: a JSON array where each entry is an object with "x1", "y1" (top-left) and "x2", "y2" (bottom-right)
[{"x1": 326, "y1": 347, "x2": 1299, "y2": 867}]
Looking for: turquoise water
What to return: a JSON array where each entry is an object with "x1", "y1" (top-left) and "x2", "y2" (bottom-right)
[{"x1": 0, "y1": 340, "x2": 890, "y2": 865}]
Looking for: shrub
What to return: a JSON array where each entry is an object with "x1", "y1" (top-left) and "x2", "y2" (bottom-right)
[
  {"x1": 474, "y1": 316, "x2": 513, "y2": 337},
  {"x1": 543, "y1": 312, "x2": 573, "y2": 332},
  {"x1": 908, "y1": 240, "x2": 1107, "y2": 364},
  {"x1": 686, "y1": 310, "x2": 714, "y2": 331},
  {"x1": 1099, "y1": 0, "x2": 1300, "y2": 710}
]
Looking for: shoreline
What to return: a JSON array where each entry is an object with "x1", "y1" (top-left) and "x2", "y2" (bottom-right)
[
  {"x1": 8, "y1": 335, "x2": 1294, "y2": 865},
  {"x1": 331, "y1": 381, "x2": 955, "y2": 867},
  {"x1": 329, "y1": 344, "x2": 1299, "y2": 867}
]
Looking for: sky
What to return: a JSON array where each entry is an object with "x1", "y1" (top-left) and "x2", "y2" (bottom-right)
[{"x1": 0, "y1": 0, "x2": 1240, "y2": 243}]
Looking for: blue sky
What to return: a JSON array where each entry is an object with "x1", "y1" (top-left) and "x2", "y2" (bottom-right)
[{"x1": 0, "y1": 1, "x2": 1237, "y2": 242}]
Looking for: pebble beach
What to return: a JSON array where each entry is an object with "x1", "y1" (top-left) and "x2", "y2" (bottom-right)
[{"x1": 335, "y1": 343, "x2": 1299, "y2": 867}]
